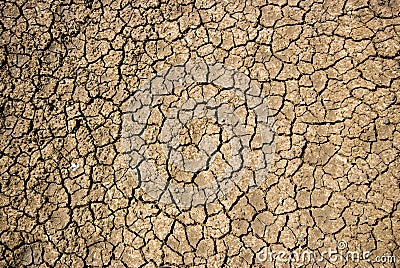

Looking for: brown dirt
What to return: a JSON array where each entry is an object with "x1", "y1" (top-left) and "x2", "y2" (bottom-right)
[{"x1": 1, "y1": 0, "x2": 400, "y2": 267}]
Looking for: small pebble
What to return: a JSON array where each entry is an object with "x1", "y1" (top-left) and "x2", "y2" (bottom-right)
[
  {"x1": 70, "y1": 163, "x2": 79, "y2": 171},
  {"x1": 384, "y1": 118, "x2": 390, "y2": 125}
]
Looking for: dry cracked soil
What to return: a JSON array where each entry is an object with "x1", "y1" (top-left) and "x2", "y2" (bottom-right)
[{"x1": 1, "y1": 0, "x2": 400, "y2": 267}]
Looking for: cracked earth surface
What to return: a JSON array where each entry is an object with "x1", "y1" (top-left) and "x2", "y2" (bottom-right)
[{"x1": 1, "y1": 0, "x2": 400, "y2": 267}]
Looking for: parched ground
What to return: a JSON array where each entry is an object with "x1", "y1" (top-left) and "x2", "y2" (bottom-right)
[{"x1": 1, "y1": 0, "x2": 400, "y2": 267}]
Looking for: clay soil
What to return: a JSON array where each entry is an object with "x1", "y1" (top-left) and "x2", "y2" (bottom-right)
[{"x1": 1, "y1": 0, "x2": 400, "y2": 267}]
